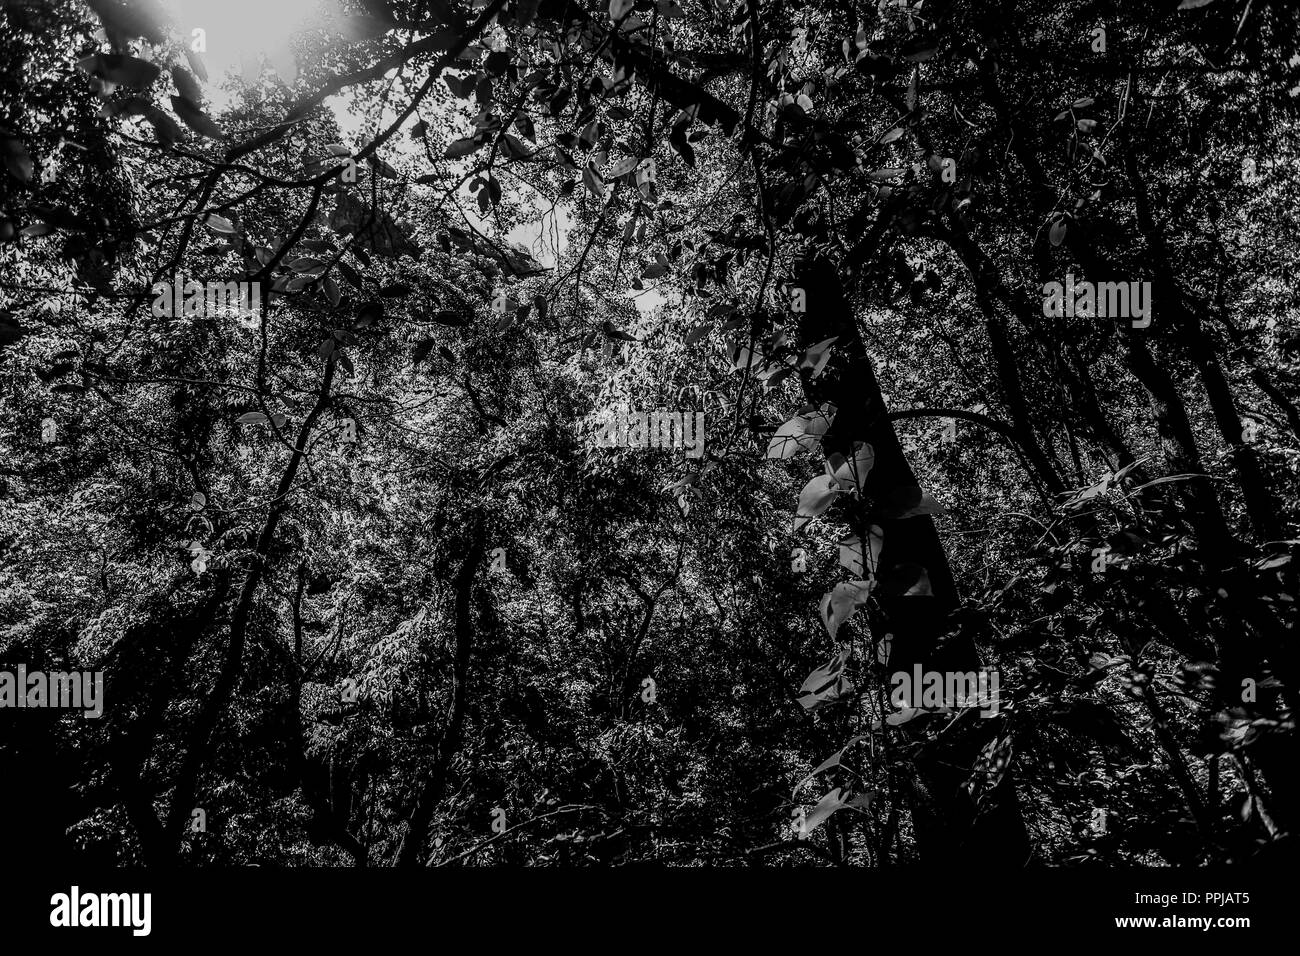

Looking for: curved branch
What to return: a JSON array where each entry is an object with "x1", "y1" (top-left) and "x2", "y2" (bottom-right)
[{"x1": 886, "y1": 406, "x2": 1017, "y2": 441}]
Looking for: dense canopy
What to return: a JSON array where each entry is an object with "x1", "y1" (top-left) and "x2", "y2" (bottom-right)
[{"x1": 1, "y1": 0, "x2": 1298, "y2": 869}]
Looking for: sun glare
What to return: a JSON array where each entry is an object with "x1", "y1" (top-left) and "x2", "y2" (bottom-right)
[{"x1": 156, "y1": 0, "x2": 327, "y2": 79}]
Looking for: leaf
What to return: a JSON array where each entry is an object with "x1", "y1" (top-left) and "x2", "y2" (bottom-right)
[
  {"x1": 337, "y1": 260, "x2": 363, "y2": 288},
  {"x1": 0, "y1": 314, "x2": 27, "y2": 346},
  {"x1": 796, "y1": 336, "x2": 838, "y2": 379},
  {"x1": 501, "y1": 134, "x2": 530, "y2": 160},
  {"x1": 1178, "y1": 0, "x2": 1216, "y2": 8},
  {"x1": 288, "y1": 257, "x2": 328, "y2": 275},
  {"x1": 819, "y1": 579, "x2": 874, "y2": 639},
  {"x1": 828, "y1": 441, "x2": 875, "y2": 491},
  {"x1": 369, "y1": 155, "x2": 398, "y2": 179},
  {"x1": 1, "y1": 133, "x2": 34, "y2": 184},
  {"x1": 766, "y1": 403, "x2": 836, "y2": 459},
  {"x1": 171, "y1": 66, "x2": 202, "y2": 103},
  {"x1": 606, "y1": 156, "x2": 639, "y2": 179},
  {"x1": 838, "y1": 525, "x2": 883, "y2": 577},
  {"x1": 799, "y1": 648, "x2": 850, "y2": 694},
  {"x1": 514, "y1": 112, "x2": 536, "y2": 142},
  {"x1": 171, "y1": 96, "x2": 223, "y2": 139},
  {"x1": 237, "y1": 412, "x2": 269, "y2": 425},
  {"x1": 902, "y1": 40, "x2": 939, "y2": 63},
  {"x1": 445, "y1": 136, "x2": 485, "y2": 159},
  {"x1": 380, "y1": 282, "x2": 413, "y2": 298},
  {"x1": 79, "y1": 54, "x2": 161, "y2": 89},
  {"x1": 885, "y1": 707, "x2": 925, "y2": 726},
  {"x1": 729, "y1": 341, "x2": 763, "y2": 372},
  {"x1": 684, "y1": 322, "x2": 712, "y2": 346},
  {"x1": 356, "y1": 301, "x2": 383, "y2": 326},
  {"x1": 898, "y1": 490, "x2": 945, "y2": 518},
  {"x1": 602, "y1": 321, "x2": 641, "y2": 342},
  {"x1": 430, "y1": 310, "x2": 467, "y2": 326},
  {"x1": 29, "y1": 205, "x2": 92, "y2": 233},
  {"x1": 877, "y1": 563, "x2": 933, "y2": 597},
  {"x1": 793, "y1": 735, "x2": 872, "y2": 796},
  {"x1": 412, "y1": 339, "x2": 437, "y2": 364},
  {"x1": 144, "y1": 107, "x2": 184, "y2": 146},
  {"x1": 846, "y1": 790, "x2": 878, "y2": 810},
  {"x1": 1049, "y1": 218, "x2": 1067, "y2": 247},
  {"x1": 796, "y1": 648, "x2": 854, "y2": 710},
  {"x1": 204, "y1": 213, "x2": 236, "y2": 234},
  {"x1": 794, "y1": 474, "x2": 841, "y2": 532},
  {"x1": 803, "y1": 788, "x2": 849, "y2": 834},
  {"x1": 609, "y1": 0, "x2": 635, "y2": 20},
  {"x1": 184, "y1": 49, "x2": 209, "y2": 83},
  {"x1": 881, "y1": 484, "x2": 944, "y2": 519},
  {"x1": 583, "y1": 165, "x2": 607, "y2": 199},
  {"x1": 668, "y1": 123, "x2": 695, "y2": 166}
]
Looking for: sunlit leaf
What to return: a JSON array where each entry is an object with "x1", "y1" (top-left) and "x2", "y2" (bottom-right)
[
  {"x1": 828, "y1": 441, "x2": 874, "y2": 492},
  {"x1": 204, "y1": 213, "x2": 236, "y2": 234},
  {"x1": 793, "y1": 734, "x2": 872, "y2": 796},
  {"x1": 766, "y1": 403, "x2": 836, "y2": 459},
  {"x1": 838, "y1": 525, "x2": 883, "y2": 577},
  {"x1": 819, "y1": 579, "x2": 873, "y2": 639},
  {"x1": 794, "y1": 474, "x2": 841, "y2": 532},
  {"x1": 607, "y1": 156, "x2": 639, "y2": 179},
  {"x1": 796, "y1": 648, "x2": 854, "y2": 710},
  {"x1": 583, "y1": 165, "x2": 607, "y2": 199},
  {"x1": 803, "y1": 787, "x2": 849, "y2": 833}
]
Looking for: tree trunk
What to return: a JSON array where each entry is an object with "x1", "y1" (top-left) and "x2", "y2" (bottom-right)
[
  {"x1": 794, "y1": 252, "x2": 1030, "y2": 866},
  {"x1": 395, "y1": 513, "x2": 487, "y2": 867}
]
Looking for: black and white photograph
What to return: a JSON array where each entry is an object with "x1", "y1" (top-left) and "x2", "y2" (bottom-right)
[{"x1": 0, "y1": 0, "x2": 1294, "y2": 939}]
